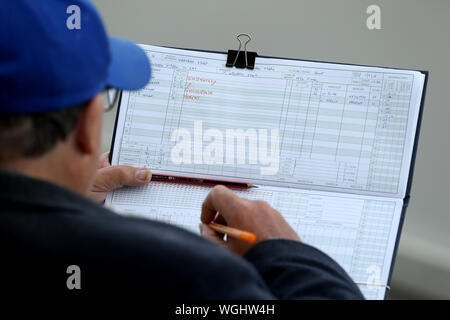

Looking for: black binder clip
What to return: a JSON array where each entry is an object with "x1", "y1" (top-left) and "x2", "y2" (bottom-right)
[{"x1": 226, "y1": 33, "x2": 257, "y2": 70}]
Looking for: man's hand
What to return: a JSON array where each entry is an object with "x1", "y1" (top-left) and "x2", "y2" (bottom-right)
[
  {"x1": 200, "y1": 185, "x2": 300, "y2": 256},
  {"x1": 88, "y1": 152, "x2": 152, "y2": 202}
]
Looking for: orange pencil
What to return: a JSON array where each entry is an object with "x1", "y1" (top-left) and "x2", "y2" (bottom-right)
[{"x1": 208, "y1": 222, "x2": 256, "y2": 243}]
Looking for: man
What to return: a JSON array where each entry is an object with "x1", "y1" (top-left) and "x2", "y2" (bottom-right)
[{"x1": 0, "y1": 0, "x2": 363, "y2": 299}]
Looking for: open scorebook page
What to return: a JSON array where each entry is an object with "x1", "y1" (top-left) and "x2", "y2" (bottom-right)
[{"x1": 105, "y1": 45, "x2": 425, "y2": 299}]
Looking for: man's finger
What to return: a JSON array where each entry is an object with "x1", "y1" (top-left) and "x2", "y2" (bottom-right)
[
  {"x1": 94, "y1": 165, "x2": 151, "y2": 191},
  {"x1": 200, "y1": 185, "x2": 242, "y2": 224},
  {"x1": 98, "y1": 152, "x2": 111, "y2": 169},
  {"x1": 213, "y1": 213, "x2": 227, "y2": 225},
  {"x1": 200, "y1": 224, "x2": 228, "y2": 248}
]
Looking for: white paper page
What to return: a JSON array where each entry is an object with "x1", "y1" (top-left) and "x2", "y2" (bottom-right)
[
  {"x1": 109, "y1": 45, "x2": 424, "y2": 198},
  {"x1": 106, "y1": 183, "x2": 402, "y2": 300}
]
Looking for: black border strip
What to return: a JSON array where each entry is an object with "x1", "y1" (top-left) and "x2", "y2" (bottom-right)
[
  {"x1": 108, "y1": 46, "x2": 429, "y2": 299},
  {"x1": 108, "y1": 90, "x2": 123, "y2": 164}
]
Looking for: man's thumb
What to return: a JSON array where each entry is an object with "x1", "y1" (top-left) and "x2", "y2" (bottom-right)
[
  {"x1": 200, "y1": 223, "x2": 228, "y2": 247},
  {"x1": 95, "y1": 165, "x2": 152, "y2": 190}
]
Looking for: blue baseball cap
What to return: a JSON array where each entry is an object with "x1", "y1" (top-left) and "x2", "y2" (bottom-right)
[{"x1": 0, "y1": 0, "x2": 151, "y2": 114}]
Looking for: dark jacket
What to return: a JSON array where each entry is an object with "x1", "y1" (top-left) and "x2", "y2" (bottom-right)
[{"x1": 0, "y1": 168, "x2": 363, "y2": 299}]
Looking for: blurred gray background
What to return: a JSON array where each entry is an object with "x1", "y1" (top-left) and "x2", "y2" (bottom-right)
[{"x1": 93, "y1": 0, "x2": 450, "y2": 299}]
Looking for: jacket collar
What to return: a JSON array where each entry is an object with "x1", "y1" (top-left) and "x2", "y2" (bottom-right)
[{"x1": 0, "y1": 166, "x2": 105, "y2": 215}]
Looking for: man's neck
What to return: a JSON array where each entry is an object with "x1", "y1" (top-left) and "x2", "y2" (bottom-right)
[{"x1": 0, "y1": 147, "x2": 84, "y2": 194}]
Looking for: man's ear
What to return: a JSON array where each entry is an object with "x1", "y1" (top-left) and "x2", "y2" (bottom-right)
[{"x1": 73, "y1": 94, "x2": 104, "y2": 156}]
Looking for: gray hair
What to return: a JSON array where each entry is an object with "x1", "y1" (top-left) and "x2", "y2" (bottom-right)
[{"x1": 0, "y1": 104, "x2": 85, "y2": 162}]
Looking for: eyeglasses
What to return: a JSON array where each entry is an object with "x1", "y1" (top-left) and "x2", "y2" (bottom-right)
[{"x1": 104, "y1": 88, "x2": 121, "y2": 112}]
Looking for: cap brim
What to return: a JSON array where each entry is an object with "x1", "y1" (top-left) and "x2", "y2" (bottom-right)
[{"x1": 106, "y1": 36, "x2": 151, "y2": 91}]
